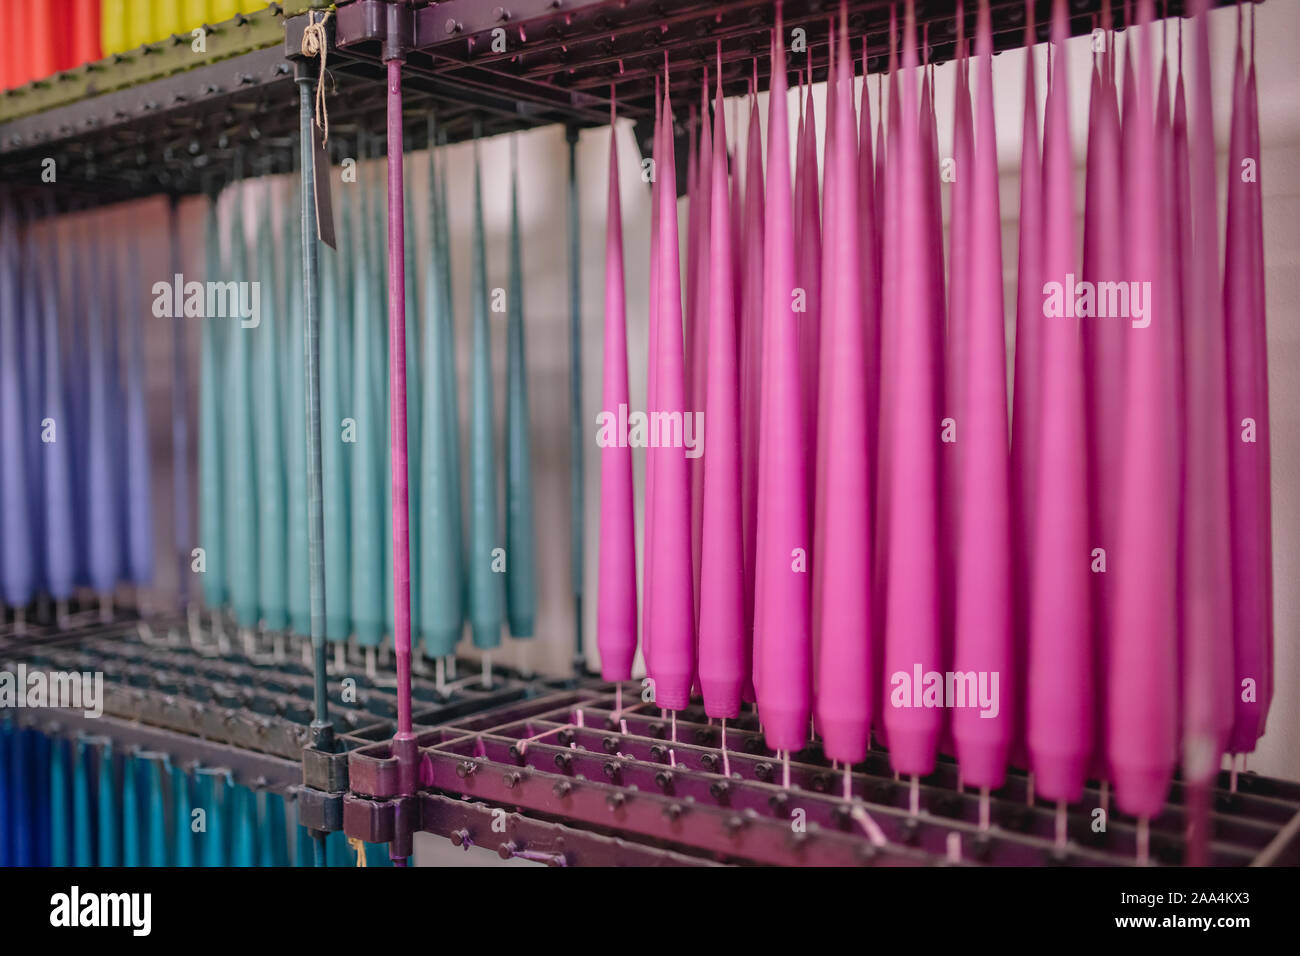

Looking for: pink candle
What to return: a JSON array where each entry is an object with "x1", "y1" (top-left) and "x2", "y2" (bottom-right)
[
  {"x1": 1108, "y1": 0, "x2": 1177, "y2": 820},
  {"x1": 739, "y1": 78, "x2": 765, "y2": 704},
  {"x1": 754, "y1": 7, "x2": 812, "y2": 752},
  {"x1": 879, "y1": 0, "x2": 943, "y2": 776},
  {"x1": 1026, "y1": 0, "x2": 1091, "y2": 803},
  {"x1": 642, "y1": 76, "x2": 663, "y2": 687},
  {"x1": 645, "y1": 67, "x2": 697, "y2": 712},
  {"x1": 796, "y1": 54, "x2": 821, "y2": 447},
  {"x1": 1008, "y1": 0, "x2": 1041, "y2": 767},
  {"x1": 1081, "y1": 14, "x2": 1124, "y2": 782},
  {"x1": 1247, "y1": 44, "x2": 1275, "y2": 746},
  {"x1": 951, "y1": 0, "x2": 1012, "y2": 791},
  {"x1": 698, "y1": 54, "x2": 745, "y2": 720},
  {"x1": 689, "y1": 79, "x2": 713, "y2": 611},
  {"x1": 858, "y1": 41, "x2": 880, "y2": 533},
  {"x1": 813, "y1": 9, "x2": 871, "y2": 764},
  {"x1": 597, "y1": 94, "x2": 638, "y2": 682},
  {"x1": 1225, "y1": 6, "x2": 1272, "y2": 755}
]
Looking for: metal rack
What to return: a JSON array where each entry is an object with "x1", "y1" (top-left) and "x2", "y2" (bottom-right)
[{"x1": 339, "y1": 689, "x2": 1300, "y2": 866}]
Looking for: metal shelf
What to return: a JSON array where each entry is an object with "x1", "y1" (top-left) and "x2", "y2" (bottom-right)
[{"x1": 0, "y1": 0, "x2": 1253, "y2": 212}]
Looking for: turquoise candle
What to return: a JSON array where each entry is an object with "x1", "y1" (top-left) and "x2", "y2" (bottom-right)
[
  {"x1": 286, "y1": 175, "x2": 311, "y2": 638},
  {"x1": 225, "y1": 182, "x2": 260, "y2": 629},
  {"x1": 419, "y1": 132, "x2": 464, "y2": 658},
  {"x1": 198, "y1": 196, "x2": 228, "y2": 610},
  {"x1": 504, "y1": 147, "x2": 537, "y2": 639},
  {"x1": 468, "y1": 143, "x2": 503, "y2": 650},
  {"x1": 322, "y1": 181, "x2": 352, "y2": 643},
  {"x1": 255, "y1": 184, "x2": 288, "y2": 631},
  {"x1": 351, "y1": 151, "x2": 385, "y2": 646},
  {"x1": 171, "y1": 759, "x2": 194, "y2": 867}
]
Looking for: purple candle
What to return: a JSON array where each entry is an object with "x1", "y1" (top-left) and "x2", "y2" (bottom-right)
[{"x1": 597, "y1": 94, "x2": 638, "y2": 682}]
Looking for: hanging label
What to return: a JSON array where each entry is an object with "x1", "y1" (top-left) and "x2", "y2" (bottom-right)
[{"x1": 313, "y1": 120, "x2": 337, "y2": 249}]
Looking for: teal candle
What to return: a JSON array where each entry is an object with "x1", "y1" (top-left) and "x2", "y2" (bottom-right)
[
  {"x1": 285, "y1": 177, "x2": 311, "y2": 638},
  {"x1": 72, "y1": 738, "x2": 93, "y2": 866},
  {"x1": 468, "y1": 143, "x2": 503, "y2": 650},
  {"x1": 198, "y1": 196, "x2": 228, "y2": 610},
  {"x1": 437, "y1": 146, "x2": 465, "y2": 639},
  {"x1": 121, "y1": 750, "x2": 140, "y2": 866},
  {"x1": 171, "y1": 759, "x2": 194, "y2": 867},
  {"x1": 419, "y1": 133, "x2": 464, "y2": 657},
  {"x1": 322, "y1": 182, "x2": 352, "y2": 642},
  {"x1": 95, "y1": 742, "x2": 118, "y2": 866},
  {"x1": 504, "y1": 147, "x2": 538, "y2": 639},
  {"x1": 254, "y1": 185, "x2": 288, "y2": 631},
  {"x1": 225, "y1": 183, "x2": 260, "y2": 629},
  {"x1": 351, "y1": 153, "x2": 385, "y2": 646}
]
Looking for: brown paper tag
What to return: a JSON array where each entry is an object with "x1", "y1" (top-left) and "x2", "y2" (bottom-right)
[{"x1": 313, "y1": 121, "x2": 337, "y2": 249}]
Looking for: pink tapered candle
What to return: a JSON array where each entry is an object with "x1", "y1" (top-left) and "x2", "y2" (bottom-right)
[
  {"x1": 879, "y1": 0, "x2": 942, "y2": 776},
  {"x1": 872, "y1": 15, "x2": 901, "y2": 746},
  {"x1": 1225, "y1": 7, "x2": 1271, "y2": 754},
  {"x1": 811, "y1": 22, "x2": 837, "y2": 690},
  {"x1": 1027, "y1": 0, "x2": 1092, "y2": 803},
  {"x1": 699, "y1": 55, "x2": 745, "y2": 720},
  {"x1": 754, "y1": 7, "x2": 812, "y2": 752},
  {"x1": 814, "y1": 9, "x2": 871, "y2": 764},
  {"x1": 951, "y1": 0, "x2": 1012, "y2": 790},
  {"x1": 645, "y1": 68, "x2": 696, "y2": 711},
  {"x1": 1246, "y1": 42, "x2": 1275, "y2": 745},
  {"x1": 796, "y1": 59, "x2": 821, "y2": 452},
  {"x1": 689, "y1": 74, "x2": 713, "y2": 639},
  {"x1": 858, "y1": 42, "x2": 880, "y2": 523},
  {"x1": 642, "y1": 77, "x2": 664, "y2": 686},
  {"x1": 1081, "y1": 21, "x2": 1124, "y2": 781},
  {"x1": 597, "y1": 95, "x2": 638, "y2": 682},
  {"x1": 1108, "y1": 0, "x2": 1177, "y2": 820},
  {"x1": 1008, "y1": 1, "x2": 1042, "y2": 766},
  {"x1": 739, "y1": 81, "x2": 765, "y2": 703},
  {"x1": 1180, "y1": 2, "x2": 1234, "y2": 776}
]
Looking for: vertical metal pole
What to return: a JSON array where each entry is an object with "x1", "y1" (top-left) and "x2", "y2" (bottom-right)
[
  {"x1": 296, "y1": 61, "x2": 332, "y2": 870},
  {"x1": 567, "y1": 126, "x2": 585, "y2": 675},
  {"x1": 297, "y1": 69, "x2": 331, "y2": 748},
  {"x1": 384, "y1": 3, "x2": 417, "y2": 870}
]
